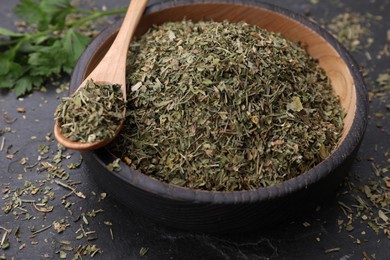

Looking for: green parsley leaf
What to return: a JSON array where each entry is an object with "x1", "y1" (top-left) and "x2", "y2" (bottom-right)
[
  {"x1": 0, "y1": 0, "x2": 126, "y2": 97},
  {"x1": 13, "y1": 0, "x2": 50, "y2": 30},
  {"x1": 28, "y1": 40, "x2": 65, "y2": 76},
  {"x1": 0, "y1": 27, "x2": 24, "y2": 37},
  {"x1": 39, "y1": 0, "x2": 74, "y2": 28},
  {"x1": 15, "y1": 76, "x2": 34, "y2": 97},
  {"x1": 62, "y1": 28, "x2": 91, "y2": 73}
]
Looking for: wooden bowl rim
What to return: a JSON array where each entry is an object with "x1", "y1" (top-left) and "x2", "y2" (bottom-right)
[{"x1": 72, "y1": 0, "x2": 367, "y2": 204}]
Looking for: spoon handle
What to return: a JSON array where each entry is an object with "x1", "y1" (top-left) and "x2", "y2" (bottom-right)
[
  {"x1": 54, "y1": 0, "x2": 148, "y2": 151},
  {"x1": 113, "y1": 0, "x2": 148, "y2": 59},
  {"x1": 85, "y1": 0, "x2": 148, "y2": 88}
]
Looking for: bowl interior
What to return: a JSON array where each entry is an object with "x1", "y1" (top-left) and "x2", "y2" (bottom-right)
[{"x1": 84, "y1": 3, "x2": 355, "y2": 144}]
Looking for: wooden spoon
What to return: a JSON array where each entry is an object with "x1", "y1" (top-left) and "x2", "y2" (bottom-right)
[{"x1": 54, "y1": 0, "x2": 148, "y2": 151}]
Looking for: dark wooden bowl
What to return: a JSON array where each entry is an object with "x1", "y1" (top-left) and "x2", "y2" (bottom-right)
[{"x1": 71, "y1": 1, "x2": 367, "y2": 233}]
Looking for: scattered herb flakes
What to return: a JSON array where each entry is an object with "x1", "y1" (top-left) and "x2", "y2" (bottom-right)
[
  {"x1": 0, "y1": 227, "x2": 11, "y2": 250},
  {"x1": 103, "y1": 221, "x2": 114, "y2": 240},
  {"x1": 19, "y1": 243, "x2": 26, "y2": 250},
  {"x1": 55, "y1": 180, "x2": 86, "y2": 199},
  {"x1": 30, "y1": 225, "x2": 52, "y2": 238},
  {"x1": 376, "y1": 73, "x2": 390, "y2": 87},
  {"x1": 368, "y1": 222, "x2": 380, "y2": 235},
  {"x1": 14, "y1": 226, "x2": 21, "y2": 243},
  {"x1": 53, "y1": 220, "x2": 69, "y2": 233},
  {"x1": 106, "y1": 158, "x2": 121, "y2": 172},
  {"x1": 19, "y1": 157, "x2": 29, "y2": 165},
  {"x1": 109, "y1": 228, "x2": 114, "y2": 241},
  {"x1": 38, "y1": 144, "x2": 49, "y2": 155},
  {"x1": 0, "y1": 240, "x2": 9, "y2": 250},
  {"x1": 345, "y1": 224, "x2": 355, "y2": 232},
  {"x1": 99, "y1": 193, "x2": 107, "y2": 201},
  {"x1": 87, "y1": 209, "x2": 104, "y2": 217},
  {"x1": 32, "y1": 202, "x2": 54, "y2": 213},
  {"x1": 324, "y1": 247, "x2": 341, "y2": 254},
  {"x1": 337, "y1": 172, "x2": 390, "y2": 239},
  {"x1": 377, "y1": 43, "x2": 390, "y2": 60},
  {"x1": 139, "y1": 247, "x2": 149, "y2": 257},
  {"x1": 374, "y1": 70, "x2": 390, "y2": 106},
  {"x1": 17, "y1": 108, "x2": 26, "y2": 113},
  {"x1": 67, "y1": 157, "x2": 83, "y2": 169},
  {"x1": 58, "y1": 250, "x2": 67, "y2": 259},
  {"x1": 75, "y1": 244, "x2": 102, "y2": 257},
  {"x1": 302, "y1": 222, "x2": 311, "y2": 228},
  {"x1": 378, "y1": 210, "x2": 389, "y2": 223},
  {"x1": 1, "y1": 121, "x2": 115, "y2": 258},
  {"x1": 326, "y1": 12, "x2": 380, "y2": 52},
  {"x1": 82, "y1": 215, "x2": 89, "y2": 225},
  {"x1": 0, "y1": 137, "x2": 5, "y2": 152},
  {"x1": 326, "y1": 7, "x2": 390, "y2": 244},
  {"x1": 54, "y1": 80, "x2": 126, "y2": 143}
]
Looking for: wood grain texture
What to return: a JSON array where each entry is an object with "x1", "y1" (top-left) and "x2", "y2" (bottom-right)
[
  {"x1": 72, "y1": 1, "x2": 368, "y2": 232},
  {"x1": 81, "y1": 0, "x2": 148, "y2": 96}
]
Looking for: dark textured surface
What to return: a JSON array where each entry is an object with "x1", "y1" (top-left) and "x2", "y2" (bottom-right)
[{"x1": 1, "y1": 0, "x2": 389, "y2": 259}]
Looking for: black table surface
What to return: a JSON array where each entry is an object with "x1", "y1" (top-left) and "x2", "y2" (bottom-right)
[{"x1": 1, "y1": 0, "x2": 389, "y2": 259}]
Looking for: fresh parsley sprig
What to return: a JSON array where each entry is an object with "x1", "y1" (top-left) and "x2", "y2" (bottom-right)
[{"x1": 0, "y1": 0, "x2": 125, "y2": 97}]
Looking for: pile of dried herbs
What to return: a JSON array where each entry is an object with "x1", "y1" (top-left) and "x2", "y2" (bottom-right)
[
  {"x1": 110, "y1": 20, "x2": 345, "y2": 191},
  {"x1": 55, "y1": 80, "x2": 125, "y2": 143}
]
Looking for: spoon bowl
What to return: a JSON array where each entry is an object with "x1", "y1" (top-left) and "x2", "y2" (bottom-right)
[{"x1": 54, "y1": 0, "x2": 148, "y2": 151}]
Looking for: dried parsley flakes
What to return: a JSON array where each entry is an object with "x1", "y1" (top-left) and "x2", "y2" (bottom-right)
[
  {"x1": 111, "y1": 20, "x2": 344, "y2": 191},
  {"x1": 55, "y1": 80, "x2": 125, "y2": 143}
]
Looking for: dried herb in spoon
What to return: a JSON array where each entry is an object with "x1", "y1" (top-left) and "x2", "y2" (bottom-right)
[
  {"x1": 55, "y1": 80, "x2": 126, "y2": 143},
  {"x1": 111, "y1": 20, "x2": 344, "y2": 191}
]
